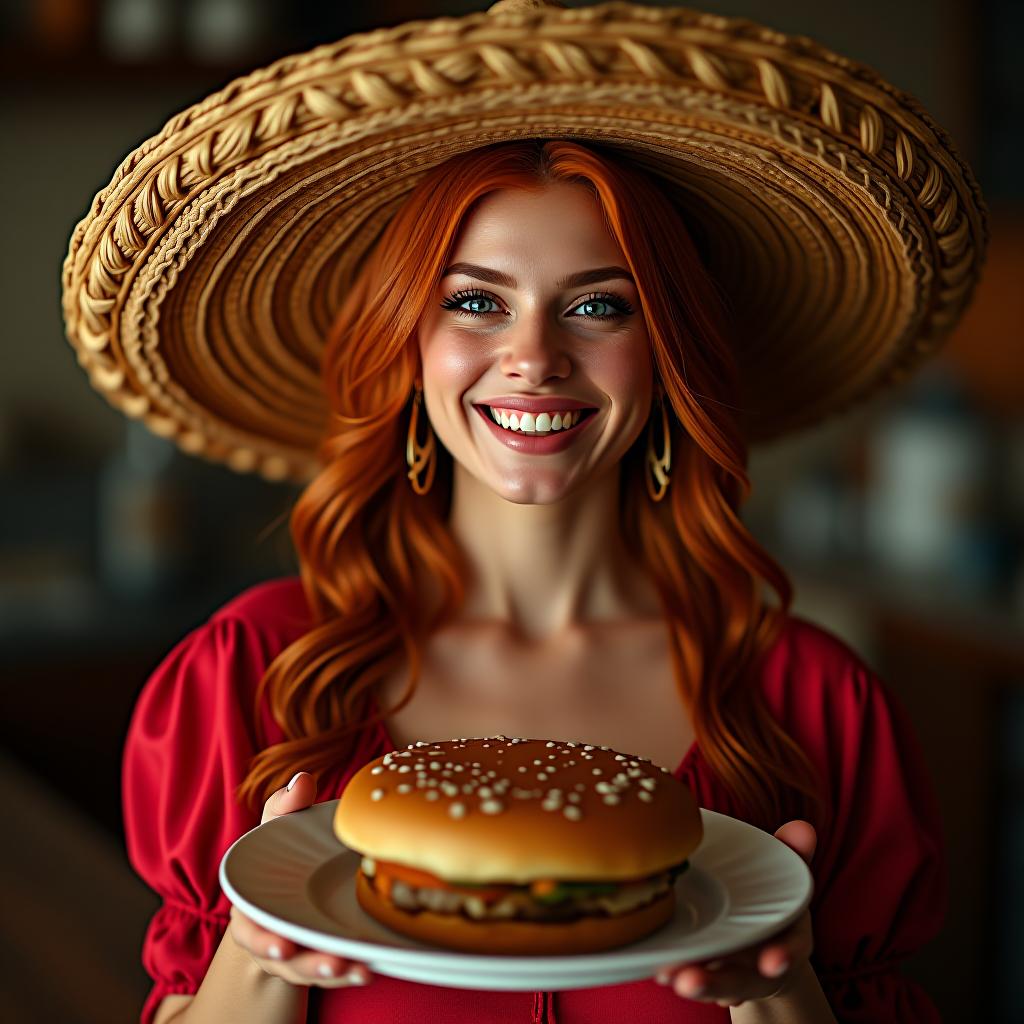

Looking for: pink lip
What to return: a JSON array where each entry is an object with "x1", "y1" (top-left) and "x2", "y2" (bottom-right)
[
  {"x1": 474, "y1": 404, "x2": 597, "y2": 454},
  {"x1": 474, "y1": 396, "x2": 597, "y2": 414}
]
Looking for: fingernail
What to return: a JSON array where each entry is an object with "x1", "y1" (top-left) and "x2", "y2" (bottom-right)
[
  {"x1": 344, "y1": 968, "x2": 367, "y2": 985},
  {"x1": 267, "y1": 944, "x2": 282, "y2": 960},
  {"x1": 768, "y1": 959, "x2": 790, "y2": 978},
  {"x1": 317, "y1": 963, "x2": 336, "y2": 978},
  {"x1": 287, "y1": 772, "x2": 303, "y2": 792},
  {"x1": 678, "y1": 976, "x2": 706, "y2": 998}
]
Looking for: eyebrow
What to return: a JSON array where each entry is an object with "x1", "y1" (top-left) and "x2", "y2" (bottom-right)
[{"x1": 442, "y1": 262, "x2": 634, "y2": 290}]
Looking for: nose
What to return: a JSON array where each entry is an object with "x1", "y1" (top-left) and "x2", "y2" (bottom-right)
[{"x1": 498, "y1": 314, "x2": 571, "y2": 386}]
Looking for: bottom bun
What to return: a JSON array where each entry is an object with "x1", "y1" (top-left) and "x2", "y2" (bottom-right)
[{"x1": 355, "y1": 870, "x2": 676, "y2": 955}]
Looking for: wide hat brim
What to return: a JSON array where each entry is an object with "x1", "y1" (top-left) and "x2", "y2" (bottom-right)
[{"x1": 62, "y1": 0, "x2": 987, "y2": 483}]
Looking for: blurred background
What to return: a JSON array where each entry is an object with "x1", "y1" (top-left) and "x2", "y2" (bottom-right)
[{"x1": 2, "y1": 0, "x2": 1021, "y2": 1021}]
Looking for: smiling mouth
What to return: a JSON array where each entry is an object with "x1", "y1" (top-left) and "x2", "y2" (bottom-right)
[{"x1": 476, "y1": 405, "x2": 598, "y2": 435}]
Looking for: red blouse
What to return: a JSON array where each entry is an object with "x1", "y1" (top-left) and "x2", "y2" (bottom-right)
[{"x1": 123, "y1": 578, "x2": 947, "y2": 1023}]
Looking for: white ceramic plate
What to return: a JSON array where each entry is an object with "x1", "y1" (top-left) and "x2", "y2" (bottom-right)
[{"x1": 219, "y1": 800, "x2": 812, "y2": 991}]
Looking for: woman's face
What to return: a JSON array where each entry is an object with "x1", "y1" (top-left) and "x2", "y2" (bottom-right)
[{"x1": 416, "y1": 181, "x2": 654, "y2": 505}]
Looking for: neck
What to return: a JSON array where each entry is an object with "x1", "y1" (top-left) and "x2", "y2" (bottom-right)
[{"x1": 445, "y1": 460, "x2": 662, "y2": 643}]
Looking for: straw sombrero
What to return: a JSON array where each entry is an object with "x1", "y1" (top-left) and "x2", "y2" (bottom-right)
[{"x1": 61, "y1": 0, "x2": 987, "y2": 483}]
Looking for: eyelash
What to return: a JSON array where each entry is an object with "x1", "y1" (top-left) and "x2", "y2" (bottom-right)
[{"x1": 439, "y1": 288, "x2": 635, "y2": 320}]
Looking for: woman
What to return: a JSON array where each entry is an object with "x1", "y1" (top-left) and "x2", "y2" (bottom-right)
[
  {"x1": 127, "y1": 137, "x2": 945, "y2": 1023},
  {"x1": 62, "y1": 3, "x2": 984, "y2": 1022}
]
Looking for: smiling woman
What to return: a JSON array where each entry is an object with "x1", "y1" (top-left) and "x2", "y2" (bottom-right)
[
  {"x1": 117, "y1": 134, "x2": 954, "y2": 1024},
  {"x1": 65, "y1": 1, "x2": 985, "y2": 1022}
]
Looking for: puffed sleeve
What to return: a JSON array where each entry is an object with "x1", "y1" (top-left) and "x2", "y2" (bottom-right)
[
  {"x1": 122, "y1": 614, "x2": 273, "y2": 1024},
  {"x1": 803, "y1": 646, "x2": 948, "y2": 1022}
]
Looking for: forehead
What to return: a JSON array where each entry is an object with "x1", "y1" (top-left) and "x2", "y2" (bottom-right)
[{"x1": 449, "y1": 182, "x2": 624, "y2": 263}]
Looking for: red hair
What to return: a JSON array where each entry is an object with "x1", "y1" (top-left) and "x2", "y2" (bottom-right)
[{"x1": 237, "y1": 139, "x2": 823, "y2": 831}]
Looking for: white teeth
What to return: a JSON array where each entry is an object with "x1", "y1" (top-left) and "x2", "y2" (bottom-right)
[{"x1": 487, "y1": 407, "x2": 583, "y2": 434}]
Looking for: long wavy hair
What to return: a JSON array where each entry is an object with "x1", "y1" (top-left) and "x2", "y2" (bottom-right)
[{"x1": 237, "y1": 139, "x2": 823, "y2": 832}]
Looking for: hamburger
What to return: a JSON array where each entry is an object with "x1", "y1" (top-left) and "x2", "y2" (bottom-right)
[{"x1": 334, "y1": 735, "x2": 703, "y2": 954}]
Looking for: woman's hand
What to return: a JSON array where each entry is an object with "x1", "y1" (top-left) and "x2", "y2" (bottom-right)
[
  {"x1": 654, "y1": 820, "x2": 816, "y2": 1009},
  {"x1": 228, "y1": 772, "x2": 373, "y2": 989}
]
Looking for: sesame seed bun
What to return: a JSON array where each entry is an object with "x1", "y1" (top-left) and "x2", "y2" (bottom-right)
[
  {"x1": 353, "y1": 869, "x2": 678, "y2": 955},
  {"x1": 335, "y1": 737, "x2": 701, "y2": 881}
]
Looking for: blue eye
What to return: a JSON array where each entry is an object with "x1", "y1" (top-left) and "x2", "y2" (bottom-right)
[
  {"x1": 571, "y1": 299, "x2": 614, "y2": 318},
  {"x1": 567, "y1": 292, "x2": 634, "y2": 320},
  {"x1": 440, "y1": 290, "x2": 501, "y2": 318}
]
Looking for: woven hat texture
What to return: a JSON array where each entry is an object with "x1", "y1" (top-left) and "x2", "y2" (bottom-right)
[{"x1": 61, "y1": 0, "x2": 987, "y2": 482}]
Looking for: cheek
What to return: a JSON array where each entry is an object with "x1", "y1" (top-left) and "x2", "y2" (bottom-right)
[
  {"x1": 607, "y1": 352, "x2": 651, "y2": 392},
  {"x1": 419, "y1": 327, "x2": 490, "y2": 394},
  {"x1": 580, "y1": 334, "x2": 655, "y2": 442},
  {"x1": 583, "y1": 337, "x2": 653, "y2": 402}
]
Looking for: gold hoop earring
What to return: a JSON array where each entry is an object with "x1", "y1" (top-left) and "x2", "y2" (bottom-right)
[
  {"x1": 406, "y1": 382, "x2": 436, "y2": 495},
  {"x1": 645, "y1": 391, "x2": 672, "y2": 502}
]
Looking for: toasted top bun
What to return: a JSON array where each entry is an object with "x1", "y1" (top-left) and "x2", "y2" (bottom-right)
[{"x1": 334, "y1": 736, "x2": 702, "y2": 884}]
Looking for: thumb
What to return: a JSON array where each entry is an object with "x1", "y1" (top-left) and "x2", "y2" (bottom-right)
[
  {"x1": 261, "y1": 771, "x2": 317, "y2": 824},
  {"x1": 774, "y1": 819, "x2": 817, "y2": 865}
]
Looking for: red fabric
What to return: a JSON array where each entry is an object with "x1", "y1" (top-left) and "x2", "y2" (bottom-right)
[{"x1": 123, "y1": 578, "x2": 947, "y2": 1023}]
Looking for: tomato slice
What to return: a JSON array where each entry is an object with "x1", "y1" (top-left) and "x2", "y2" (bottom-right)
[{"x1": 374, "y1": 859, "x2": 512, "y2": 901}]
